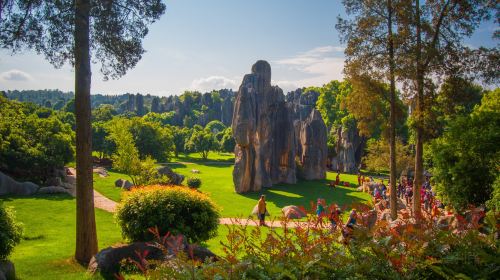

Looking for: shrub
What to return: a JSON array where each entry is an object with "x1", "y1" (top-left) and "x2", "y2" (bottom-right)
[
  {"x1": 126, "y1": 204, "x2": 499, "y2": 280},
  {"x1": 0, "y1": 203, "x2": 23, "y2": 260},
  {"x1": 186, "y1": 177, "x2": 201, "y2": 189},
  {"x1": 115, "y1": 186, "x2": 220, "y2": 243}
]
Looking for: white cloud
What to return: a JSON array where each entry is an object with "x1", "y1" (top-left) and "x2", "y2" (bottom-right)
[
  {"x1": 274, "y1": 45, "x2": 345, "y2": 90},
  {"x1": 190, "y1": 76, "x2": 238, "y2": 92},
  {"x1": 0, "y1": 69, "x2": 32, "y2": 81}
]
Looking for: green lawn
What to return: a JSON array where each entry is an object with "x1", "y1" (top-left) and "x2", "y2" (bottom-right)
[
  {"x1": 1, "y1": 194, "x2": 123, "y2": 280},
  {"x1": 0, "y1": 194, "x2": 269, "y2": 279},
  {"x1": 171, "y1": 162, "x2": 370, "y2": 217},
  {"x1": 172, "y1": 152, "x2": 234, "y2": 163},
  {"x1": 92, "y1": 152, "x2": 371, "y2": 217},
  {"x1": 93, "y1": 170, "x2": 126, "y2": 202}
]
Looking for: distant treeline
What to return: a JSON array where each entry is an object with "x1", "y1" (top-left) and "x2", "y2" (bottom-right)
[{"x1": 4, "y1": 89, "x2": 236, "y2": 127}]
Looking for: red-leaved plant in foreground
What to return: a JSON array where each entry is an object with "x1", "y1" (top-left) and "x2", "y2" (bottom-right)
[{"x1": 120, "y1": 203, "x2": 499, "y2": 280}]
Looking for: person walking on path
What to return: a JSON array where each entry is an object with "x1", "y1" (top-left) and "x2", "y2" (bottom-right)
[{"x1": 258, "y1": 195, "x2": 267, "y2": 226}]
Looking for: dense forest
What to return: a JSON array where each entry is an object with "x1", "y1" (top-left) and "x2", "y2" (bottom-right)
[{"x1": 5, "y1": 89, "x2": 236, "y2": 127}]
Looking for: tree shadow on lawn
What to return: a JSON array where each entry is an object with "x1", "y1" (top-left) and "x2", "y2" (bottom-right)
[
  {"x1": 0, "y1": 193, "x2": 74, "y2": 202},
  {"x1": 173, "y1": 154, "x2": 234, "y2": 164},
  {"x1": 240, "y1": 179, "x2": 370, "y2": 211}
]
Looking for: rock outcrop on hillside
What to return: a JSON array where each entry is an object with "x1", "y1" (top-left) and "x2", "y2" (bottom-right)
[{"x1": 232, "y1": 61, "x2": 327, "y2": 193}]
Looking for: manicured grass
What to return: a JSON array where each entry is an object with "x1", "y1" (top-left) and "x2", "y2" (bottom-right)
[
  {"x1": 1, "y1": 194, "x2": 123, "y2": 280},
  {"x1": 171, "y1": 162, "x2": 371, "y2": 218},
  {"x1": 172, "y1": 152, "x2": 234, "y2": 163},
  {"x1": 93, "y1": 170, "x2": 126, "y2": 202},
  {"x1": 92, "y1": 154, "x2": 372, "y2": 217}
]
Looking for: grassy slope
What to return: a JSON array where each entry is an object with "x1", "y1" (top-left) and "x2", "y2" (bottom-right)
[{"x1": 1, "y1": 194, "x2": 123, "y2": 280}]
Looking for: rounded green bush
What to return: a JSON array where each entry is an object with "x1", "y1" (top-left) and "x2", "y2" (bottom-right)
[
  {"x1": 0, "y1": 203, "x2": 23, "y2": 260},
  {"x1": 115, "y1": 186, "x2": 220, "y2": 243},
  {"x1": 186, "y1": 177, "x2": 202, "y2": 189}
]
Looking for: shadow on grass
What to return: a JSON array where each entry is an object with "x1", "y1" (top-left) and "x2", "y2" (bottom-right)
[
  {"x1": 240, "y1": 179, "x2": 368, "y2": 210},
  {"x1": 0, "y1": 193, "x2": 74, "y2": 202},
  {"x1": 158, "y1": 162, "x2": 187, "y2": 168}
]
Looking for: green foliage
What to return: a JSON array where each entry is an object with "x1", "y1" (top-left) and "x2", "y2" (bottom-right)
[
  {"x1": 0, "y1": 203, "x2": 23, "y2": 260},
  {"x1": 134, "y1": 207, "x2": 499, "y2": 280},
  {"x1": 62, "y1": 98, "x2": 75, "y2": 114},
  {"x1": 108, "y1": 118, "x2": 141, "y2": 184},
  {"x1": 220, "y1": 128, "x2": 236, "y2": 153},
  {"x1": 186, "y1": 177, "x2": 202, "y2": 189},
  {"x1": 205, "y1": 120, "x2": 226, "y2": 134},
  {"x1": 92, "y1": 121, "x2": 116, "y2": 159},
  {"x1": 430, "y1": 89, "x2": 500, "y2": 210},
  {"x1": 143, "y1": 112, "x2": 176, "y2": 126},
  {"x1": 92, "y1": 104, "x2": 117, "y2": 122},
  {"x1": 115, "y1": 186, "x2": 220, "y2": 243},
  {"x1": 129, "y1": 118, "x2": 173, "y2": 162},
  {"x1": 0, "y1": 96, "x2": 75, "y2": 181},
  {"x1": 363, "y1": 138, "x2": 414, "y2": 177},
  {"x1": 172, "y1": 127, "x2": 191, "y2": 157},
  {"x1": 185, "y1": 129, "x2": 215, "y2": 160},
  {"x1": 315, "y1": 80, "x2": 354, "y2": 129}
]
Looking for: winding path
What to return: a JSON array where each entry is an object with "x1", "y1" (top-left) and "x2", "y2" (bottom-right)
[{"x1": 91, "y1": 189, "x2": 322, "y2": 228}]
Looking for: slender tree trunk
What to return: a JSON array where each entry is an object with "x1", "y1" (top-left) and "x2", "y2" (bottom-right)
[
  {"x1": 388, "y1": 0, "x2": 398, "y2": 221},
  {"x1": 413, "y1": 0, "x2": 423, "y2": 219},
  {"x1": 74, "y1": 0, "x2": 98, "y2": 264}
]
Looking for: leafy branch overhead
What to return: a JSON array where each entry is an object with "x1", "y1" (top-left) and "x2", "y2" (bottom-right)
[{"x1": 0, "y1": 0, "x2": 166, "y2": 80}]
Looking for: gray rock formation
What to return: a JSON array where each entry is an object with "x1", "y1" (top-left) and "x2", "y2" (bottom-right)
[
  {"x1": 0, "y1": 260, "x2": 15, "y2": 280},
  {"x1": 114, "y1": 179, "x2": 133, "y2": 190},
  {"x1": 287, "y1": 88, "x2": 320, "y2": 121},
  {"x1": 221, "y1": 95, "x2": 234, "y2": 126},
  {"x1": 330, "y1": 125, "x2": 364, "y2": 173},
  {"x1": 232, "y1": 61, "x2": 297, "y2": 193},
  {"x1": 37, "y1": 186, "x2": 70, "y2": 195},
  {"x1": 157, "y1": 166, "x2": 185, "y2": 185},
  {"x1": 88, "y1": 234, "x2": 217, "y2": 280},
  {"x1": 0, "y1": 171, "x2": 39, "y2": 196},
  {"x1": 298, "y1": 110, "x2": 327, "y2": 180}
]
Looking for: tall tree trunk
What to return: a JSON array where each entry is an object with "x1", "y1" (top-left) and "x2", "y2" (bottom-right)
[
  {"x1": 387, "y1": 0, "x2": 398, "y2": 221},
  {"x1": 413, "y1": 0, "x2": 423, "y2": 219},
  {"x1": 74, "y1": 0, "x2": 98, "y2": 264}
]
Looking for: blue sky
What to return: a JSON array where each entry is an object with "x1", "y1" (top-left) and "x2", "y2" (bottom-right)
[{"x1": 0, "y1": 0, "x2": 497, "y2": 96}]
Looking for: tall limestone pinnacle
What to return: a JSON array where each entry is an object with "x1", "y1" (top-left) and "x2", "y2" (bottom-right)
[{"x1": 232, "y1": 60, "x2": 327, "y2": 193}]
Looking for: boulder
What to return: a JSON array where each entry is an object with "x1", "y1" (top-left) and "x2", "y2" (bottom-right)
[
  {"x1": 0, "y1": 171, "x2": 39, "y2": 196},
  {"x1": 114, "y1": 179, "x2": 124, "y2": 188},
  {"x1": 37, "y1": 186, "x2": 70, "y2": 195},
  {"x1": 232, "y1": 60, "x2": 297, "y2": 193},
  {"x1": 281, "y1": 205, "x2": 307, "y2": 219},
  {"x1": 0, "y1": 260, "x2": 15, "y2": 280},
  {"x1": 298, "y1": 109, "x2": 327, "y2": 180},
  {"x1": 121, "y1": 180, "x2": 133, "y2": 191},
  {"x1": 157, "y1": 166, "x2": 185, "y2": 185},
  {"x1": 46, "y1": 177, "x2": 62, "y2": 187},
  {"x1": 93, "y1": 167, "x2": 109, "y2": 178},
  {"x1": 88, "y1": 235, "x2": 217, "y2": 279}
]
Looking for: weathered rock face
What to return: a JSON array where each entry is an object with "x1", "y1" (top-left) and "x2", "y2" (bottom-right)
[
  {"x1": 0, "y1": 171, "x2": 39, "y2": 196},
  {"x1": 298, "y1": 110, "x2": 327, "y2": 180},
  {"x1": 330, "y1": 125, "x2": 364, "y2": 173},
  {"x1": 232, "y1": 60, "x2": 297, "y2": 193},
  {"x1": 88, "y1": 235, "x2": 217, "y2": 280},
  {"x1": 157, "y1": 166, "x2": 185, "y2": 185},
  {"x1": 287, "y1": 88, "x2": 320, "y2": 121}
]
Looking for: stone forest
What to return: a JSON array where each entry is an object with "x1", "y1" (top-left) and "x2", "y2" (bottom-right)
[{"x1": 0, "y1": 1, "x2": 499, "y2": 280}]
